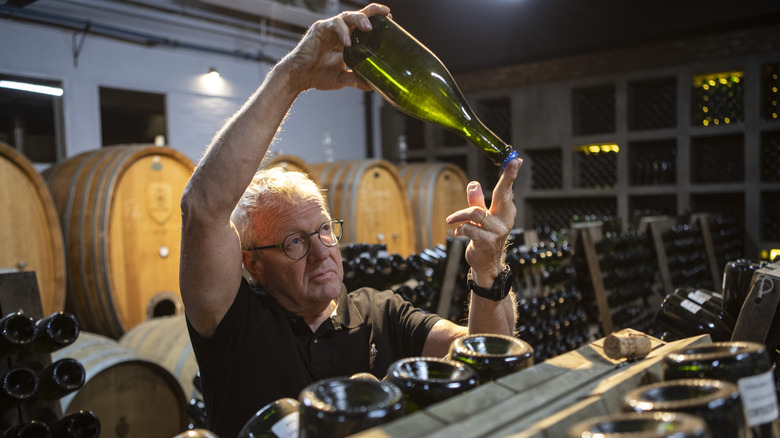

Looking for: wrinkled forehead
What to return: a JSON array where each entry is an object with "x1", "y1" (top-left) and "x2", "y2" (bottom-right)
[{"x1": 251, "y1": 197, "x2": 331, "y2": 242}]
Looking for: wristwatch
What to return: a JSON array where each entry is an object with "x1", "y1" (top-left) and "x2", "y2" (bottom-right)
[{"x1": 467, "y1": 266, "x2": 513, "y2": 301}]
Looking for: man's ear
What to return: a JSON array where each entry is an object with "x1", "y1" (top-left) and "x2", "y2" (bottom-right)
[{"x1": 242, "y1": 251, "x2": 265, "y2": 284}]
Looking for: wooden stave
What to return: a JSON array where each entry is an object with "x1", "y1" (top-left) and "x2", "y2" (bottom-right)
[
  {"x1": 0, "y1": 142, "x2": 66, "y2": 315},
  {"x1": 44, "y1": 145, "x2": 194, "y2": 339},
  {"x1": 398, "y1": 162, "x2": 470, "y2": 252},
  {"x1": 53, "y1": 331, "x2": 189, "y2": 437},
  {"x1": 310, "y1": 159, "x2": 417, "y2": 257},
  {"x1": 118, "y1": 314, "x2": 199, "y2": 400}
]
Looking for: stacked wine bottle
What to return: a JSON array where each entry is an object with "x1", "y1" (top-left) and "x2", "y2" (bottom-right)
[
  {"x1": 506, "y1": 234, "x2": 593, "y2": 364},
  {"x1": 341, "y1": 241, "x2": 459, "y2": 316},
  {"x1": 594, "y1": 229, "x2": 659, "y2": 335},
  {"x1": 707, "y1": 215, "x2": 744, "y2": 269},
  {"x1": 0, "y1": 310, "x2": 100, "y2": 438},
  {"x1": 663, "y1": 223, "x2": 715, "y2": 291}
]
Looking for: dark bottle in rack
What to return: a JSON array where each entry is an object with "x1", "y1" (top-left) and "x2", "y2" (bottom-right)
[
  {"x1": 624, "y1": 379, "x2": 747, "y2": 438},
  {"x1": 29, "y1": 312, "x2": 79, "y2": 354},
  {"x1": 343, "y1": 15, "x2": 518, "y2": 168},
  {"x1": 0, "y1": 367, "x2": 38, "y2": 409},
  {"x1": 49, "y1": 410, "x2": 100, "y2": 438},
  {"x1": 35, "y1": 358, "x2": 86, "y2": 400},
  {"x1": 663, "y1": 342, "x2": 780, "y2": 438},
  {"x1": 1, "y1": 420, "x2": 51, "y2": 438},
  {"x1": 722, "y1": 259, "x2": 767, "y2": 320},
  {"x1": 568, "y1": 412, "x2": 710, "y2": 438},
  {"x1": 673, "y1": 287, "x2": 735, "y2": 329},
  {"x1": 298, "y1": 377, "x2": 405, "y2": 438},
  {"x1": 654, "y1": 293, "x2": 733, "y2": 342},
  {"x1": 0, "y1": 312, "x2": 37, "y2": 357},
  {"x1": 236, "y1": 398, "x2": 299, "y2": 438},
  {"x1": 385, "y1": 357, "x2": 476, "y2": 413}
]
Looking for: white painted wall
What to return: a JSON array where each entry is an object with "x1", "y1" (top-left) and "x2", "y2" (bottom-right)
[{"x1": 0, "y1": 18, "x2": 369, "y2": 166}]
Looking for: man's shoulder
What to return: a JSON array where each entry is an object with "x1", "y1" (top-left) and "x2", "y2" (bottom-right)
[{"x1": 346, "y1": 286, "x2": 397, "y2": 304}]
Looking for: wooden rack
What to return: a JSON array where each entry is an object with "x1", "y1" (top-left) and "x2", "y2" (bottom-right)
[
  {"x1": 690, "y1": 213, "x2": 724, "y2": 293},
  {"x1": 642, "y1": 216, "x2": 678, "y2": 296},
  {"x1": 569, "y1": 221, "x2": 613, "y2": 335},
  {"x1": 354, "y1": 330, "x2": 711, "y2": 438}
]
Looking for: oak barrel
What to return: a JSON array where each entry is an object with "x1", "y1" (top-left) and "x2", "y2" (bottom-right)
[
  {"x1": 310, "y1": 159, "x2": 416, "y2": 257},
  {"x1": 53, "y1": 332, "x2": 189, "y2": 438},
  {"x1": 0, "y1": 142, "x2": 66, "y2": 315},
  {"x1": 119, "y1": 314, "x2": 199, "y2": 399},
  {"x1": 261, "y1": 154, "x2": 319, "y2": 186},
  {"x1": 45, "y1": 145, "x2": 194, "y2": 339},
  {"x1": 398, "y1": 163, "x2": 470, "y2": 252}
]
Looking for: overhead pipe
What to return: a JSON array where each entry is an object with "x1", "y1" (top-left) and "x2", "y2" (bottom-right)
[{"x1": 0, "y1": 4, "x2": 279, "y2": 64}]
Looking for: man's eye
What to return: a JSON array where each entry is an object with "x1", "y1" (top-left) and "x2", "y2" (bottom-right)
[{"x1": 287, "y1": 235, "x2": 305, "y2": 247}]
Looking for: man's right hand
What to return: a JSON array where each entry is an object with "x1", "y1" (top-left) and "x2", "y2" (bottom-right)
[{"x1": 280, "y1": 3, "x2": 390, "y2": 94}]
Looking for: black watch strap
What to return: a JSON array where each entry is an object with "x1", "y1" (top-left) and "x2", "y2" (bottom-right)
[{"x1": 467, "y1": 267, "x2": 512, "y2": 301}]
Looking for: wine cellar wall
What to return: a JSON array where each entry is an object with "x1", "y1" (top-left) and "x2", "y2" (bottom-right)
[{"x1": 384, "y1": 28, "x2": 780, "y2": 259}]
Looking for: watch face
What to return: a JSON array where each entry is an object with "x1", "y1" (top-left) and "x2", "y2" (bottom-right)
[{"x1": 470, "y1": 268, "x2": 512, "y2": 301}]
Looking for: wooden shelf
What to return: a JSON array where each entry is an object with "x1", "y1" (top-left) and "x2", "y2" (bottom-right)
[{"x1": 354, "y1": 330, "x2": 711, "y2": 438}]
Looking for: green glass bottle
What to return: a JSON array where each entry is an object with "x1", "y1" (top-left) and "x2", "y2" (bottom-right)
[
  {"x1": 623, "y1": 378, "x2": 747, "y2": 438},
  {"x1": 344, "y1": 15, "x2": 519, "y2": 169},
  {"x1": 49, "y1": 410, "x2": 101, "y2": 438},
  {"x1": 35, "y1": 358, "x2": 85, "y2": 400},
  {"x1": 30, "y1": 311, "x2": 80, "y2": 354},
  {"x1": 568, "y1": 412, "x2": 710, "y2": 438},
  {"x1": 449, "y1": 334, "x2": 534, "y2": 382},
  {"x1": 385, "y1": 356, "x2": 478, "y2": 413},
  {"x1": 298, "y1": 377, "x2": 405, "y2": 438},
  {"x1": 663, "y1": 342, "x2": 780, "y2": 438},
  {"x1": 236, "y1": 397, "x2": 300, "y2": 438}
]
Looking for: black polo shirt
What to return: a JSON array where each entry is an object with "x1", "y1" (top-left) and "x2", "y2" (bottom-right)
[{"x1": 186, "y1": 278, "x2": 441, "y2": 438}]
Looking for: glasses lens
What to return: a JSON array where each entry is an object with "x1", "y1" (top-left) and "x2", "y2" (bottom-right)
[
  {"x1": 319, "y1": 220, "x2": 342, "y2": 246},
  {"x1": 283, "y1": 232, "x2": 310, "y2": 260}
]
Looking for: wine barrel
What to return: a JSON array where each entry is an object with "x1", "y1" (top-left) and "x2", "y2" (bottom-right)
[
  {"x1": 261, "y1": 154, "x2": 319, "y2": 186},
  {"x1": 119, "y1": 314, "x2": 199, "y2": 399},
  {"x1": 310, "y1": 159, "x2": 416, "y2": 257},
  {"x1": 45, "y1": 145, "x2": 194, "y2": 339},
  {"x1": 0, "y1": 142, "x2": 66, "y2": 315},
  {"x1": 53, "y1": 332, "x2": 189, "y2": 437},
  {"x1": 398, "y1": 162, "x2": 470, "y2": 252}
]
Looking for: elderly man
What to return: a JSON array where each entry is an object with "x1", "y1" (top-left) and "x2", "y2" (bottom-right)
[{"x1": 179, "y1": 3, "x2": 522, "y2": 437}]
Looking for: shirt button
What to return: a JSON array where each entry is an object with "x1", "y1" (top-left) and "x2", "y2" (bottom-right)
[{"x1": 313, "y1": 338, "x2": 318, "y2": 344}]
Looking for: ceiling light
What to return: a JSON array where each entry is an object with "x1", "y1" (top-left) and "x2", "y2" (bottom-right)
[{"x1": 0, "y1": 80, "x2": 63, "y2": 96}]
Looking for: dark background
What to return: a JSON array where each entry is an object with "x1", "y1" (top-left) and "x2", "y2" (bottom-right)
[{"x1": 379, "y1": 0, "x2": 780, "y2": 74}]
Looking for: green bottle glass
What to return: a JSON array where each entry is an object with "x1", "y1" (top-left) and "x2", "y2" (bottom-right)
[
  {"x1": 35, "y1": 358, "x2": 85, "y2": 400},
  {"x1": 298, "y1": 377, "x2": 405, "y2": 438},
  {"x1": 623, "y1": 378, "x2": 747, "y2": 438},
  {"x1": 568, "y1": 412, "x2": 710, "y2": 438},
  {"x1": 50, "y1": 410, "x2": 101, "y2": 438},
  {"x1": 385, "y1": 356, "x2": 478, "y2": 413},
  {"x1": 236, "y1": 397, "x2": 300, "y2": 438},
  {"x1": 30, "y1": 311, "x2": 80, "y2": 354},
  {"x1": 343, "y1": 15, "x2": 519, "y2": 169},
  {"x1": 662, "y1": 342, "x2": 780, "y2": 438},
  {"x1": 449, "y1": 334, "x2": 534, "y2": 382}
]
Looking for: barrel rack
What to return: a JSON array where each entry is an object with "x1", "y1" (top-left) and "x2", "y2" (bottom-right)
[{"x1": 0, "y1": 271, "x2": 63, "y2": 429}]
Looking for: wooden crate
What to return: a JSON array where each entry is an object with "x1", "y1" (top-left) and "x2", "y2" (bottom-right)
[{"x1": 353, "y1": 330, "x2": 711, "y2": 438}]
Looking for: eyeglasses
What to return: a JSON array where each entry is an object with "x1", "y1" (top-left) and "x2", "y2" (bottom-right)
[{"x1": 246, "y1": 219, "x2": 344, "y2": 260}]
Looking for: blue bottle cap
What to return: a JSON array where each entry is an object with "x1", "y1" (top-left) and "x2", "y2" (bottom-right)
[{"x1": 501, "y1": 150, "x2": 519, "y2": 169}]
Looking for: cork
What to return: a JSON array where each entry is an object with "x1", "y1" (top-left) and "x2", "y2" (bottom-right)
[{"x1": 603, "y1": 332, "x2": 652, "y2": 360}]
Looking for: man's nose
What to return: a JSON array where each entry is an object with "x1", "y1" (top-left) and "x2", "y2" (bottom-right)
[{"x1": 307, "y1": 234, "x2": 330, "y2": 260}]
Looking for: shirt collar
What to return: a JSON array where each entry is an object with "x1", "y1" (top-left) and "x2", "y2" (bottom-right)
[{"x1": 332, "y1": 283, "x2": 362, "y2": 330}]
